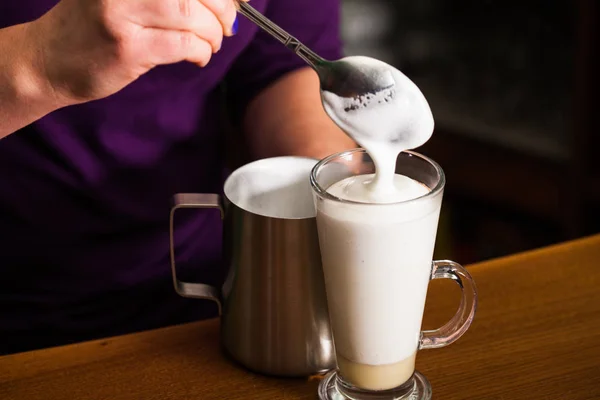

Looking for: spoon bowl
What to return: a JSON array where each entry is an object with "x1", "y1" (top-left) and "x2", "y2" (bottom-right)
[{"x1": 315, "y1": 58, "x2": 396, "y2": 100}]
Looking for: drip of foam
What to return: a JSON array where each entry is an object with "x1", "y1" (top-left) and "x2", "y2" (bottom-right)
[{"x1": 321, "y1": 56, "x2": 435, "y2": 203}]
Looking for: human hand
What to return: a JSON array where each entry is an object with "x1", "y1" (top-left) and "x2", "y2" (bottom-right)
[{"x1": 29, "y1": 0, "x2": 241, "y2": 104}]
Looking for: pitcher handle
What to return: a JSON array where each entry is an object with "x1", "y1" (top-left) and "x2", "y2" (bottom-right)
[
  {"x1": 419, "y1": 260, "x2": 478, "y2": 349},
  {"x1": 169, "y1": 193, "x2": 224, "y2": 315}
]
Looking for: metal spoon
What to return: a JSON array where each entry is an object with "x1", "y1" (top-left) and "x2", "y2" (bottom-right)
[{"x1": 236, "y1": 2, "x2": 396, "y2": 100}]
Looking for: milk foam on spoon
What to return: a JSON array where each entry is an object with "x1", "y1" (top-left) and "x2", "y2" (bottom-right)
[{"x1": 321, "y1": 56, "x2": 435, "y2": 203}]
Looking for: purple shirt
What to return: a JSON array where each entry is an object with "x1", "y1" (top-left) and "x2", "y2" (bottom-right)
[{"x1": 0, "y1": 0, "x2": 341, "y2": 354}]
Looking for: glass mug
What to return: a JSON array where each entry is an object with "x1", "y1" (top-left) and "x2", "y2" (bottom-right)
[{"x1": 310, "y1": 149, "x2": 477, "y2": 400}]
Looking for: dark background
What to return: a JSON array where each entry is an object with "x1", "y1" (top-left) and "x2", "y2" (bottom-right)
[{"x1": 340, "y1": 0, "x2": 599, "y2": 263}]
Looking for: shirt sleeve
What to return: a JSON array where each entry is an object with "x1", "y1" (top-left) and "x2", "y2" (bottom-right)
[{"x1": 225, "y1": 0, "x2": 343, "y2": 116}]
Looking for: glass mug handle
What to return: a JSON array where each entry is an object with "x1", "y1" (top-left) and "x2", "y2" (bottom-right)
[
  {"x1": 169, "y1": 193, "x2": 224, "y2": 315},
  {"x1": 419, "y1": 260, "x2": 478, "y2": 350}
]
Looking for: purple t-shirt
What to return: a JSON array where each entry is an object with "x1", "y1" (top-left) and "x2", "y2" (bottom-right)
[{"x1": 0, "y1": 0, "x2": 341, "y2": 354}]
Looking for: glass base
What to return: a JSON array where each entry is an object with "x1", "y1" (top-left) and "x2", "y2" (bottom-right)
[{"x1": 317, "y1": 370, "x2": 432, "y2": 400}]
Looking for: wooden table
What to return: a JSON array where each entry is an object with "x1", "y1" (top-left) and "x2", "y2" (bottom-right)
[{"x1": 2, "y1": 235, "x2": 600, "y2": 399}]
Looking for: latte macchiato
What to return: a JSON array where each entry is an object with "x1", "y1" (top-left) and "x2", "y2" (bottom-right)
[{"x1": 317, "y1": 173, "x2": 442, "y2": 390}]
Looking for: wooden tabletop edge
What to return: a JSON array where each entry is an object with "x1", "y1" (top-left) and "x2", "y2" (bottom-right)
[{"x1": 466, "y1": 233, "x2": 600, "y2": 272}]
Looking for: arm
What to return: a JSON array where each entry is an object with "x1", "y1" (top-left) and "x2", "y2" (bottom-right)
[
  {"x1": 243, "y1": 67, "x2": 355, "y2": 160},
  {"x1": 0, "y1": 0, "x2": 239, "y2": 140},
  {"x1": 0, "y1": 23, "x2": 64, "y2": 139}
]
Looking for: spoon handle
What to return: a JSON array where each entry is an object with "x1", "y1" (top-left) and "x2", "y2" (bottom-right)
[{"x1": 236, "y1": 1, "x2": 326, "y2": 69}]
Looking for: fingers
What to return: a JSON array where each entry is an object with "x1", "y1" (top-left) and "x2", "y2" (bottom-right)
[
  {"x1": 129, "y1": 0, "x2": 225, "y2": 52},
  {"x1": 199, "y1": 0, "x2": 238, "y2": 36},
  {"x1": 118, "y1": 0, "x2": 240, "y2": 70},
  {"x1": 140, "y1": 28, "x2": 214, "y2": 67}
]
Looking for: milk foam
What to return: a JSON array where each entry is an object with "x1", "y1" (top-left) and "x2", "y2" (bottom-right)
[
  {"x1": 317, "y1": 174, "x2": 441, "y2": 367},
  {"x1": 224, "y1": 157, "x2": 318, "y2": 219},
  {"x1": 321, "y1": 56, "x2": 434, "y2": 201},
  {"x1": 328, "y1": 173, "x2": 429, "y2": 204}
]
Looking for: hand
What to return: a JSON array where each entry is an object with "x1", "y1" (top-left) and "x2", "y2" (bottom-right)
[{"x1": 28, "y1": 0, "x2": 240, "y2": 104}]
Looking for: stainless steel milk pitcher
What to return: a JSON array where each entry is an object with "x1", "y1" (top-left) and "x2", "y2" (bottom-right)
[{"x1": 169, "y1": 157, "x2": 335, "y2": 377}]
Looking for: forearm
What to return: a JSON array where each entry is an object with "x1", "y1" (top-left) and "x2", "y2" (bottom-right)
[
  {"x1": 243, "y1": 67, "x2": 356, "y2": 160},
  {"x1": 0, "y1": 23, "x2": 67, "y2": 139}
]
